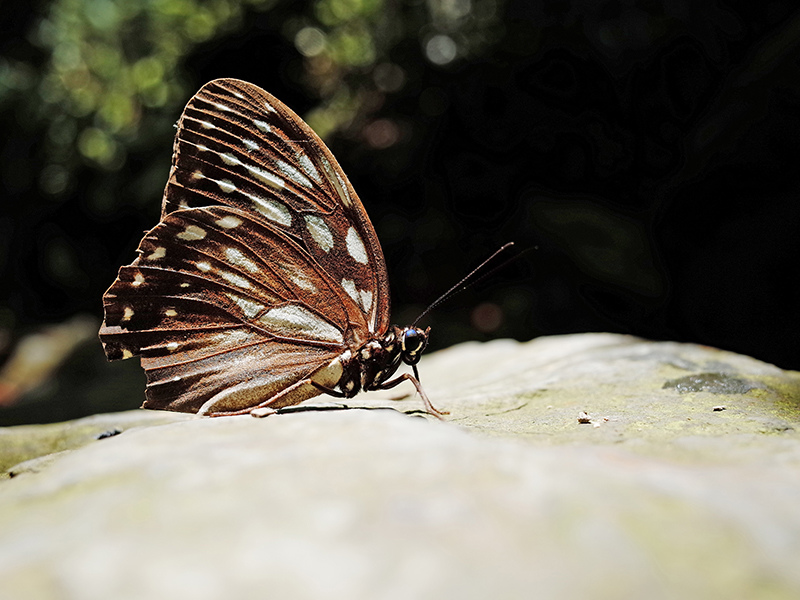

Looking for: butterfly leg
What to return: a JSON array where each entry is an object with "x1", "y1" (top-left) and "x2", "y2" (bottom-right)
[
  {"x1": 309, "y1": 374, "x2": 448, "y2": 419},
  {"x1": 309, "y1": 381, "x2": 347, "y2": 398},
  {"x1": 205, "y1": 377, "x2": 325, "y2": 418},
  {"x1": 375, "y1": 373, "x2": 448, "y2": 419},
  {"x1": 251, "y1": 380, "x2": 349, "y2": 417}
]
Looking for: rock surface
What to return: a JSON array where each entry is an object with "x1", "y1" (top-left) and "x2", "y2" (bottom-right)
[{"x1": 1, "y1": 333, "x2": 799, "y2": 599}]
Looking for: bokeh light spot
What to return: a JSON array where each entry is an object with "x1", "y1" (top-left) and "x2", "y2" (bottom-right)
[
  {"x1": 295, "y1": 27, "x2": 327, "y2": 57},
  {"x1": 363, "y1": 119, "x2": 400, "y2": 149},
  {"x1": 425, "y1": 34, "x2": 457, "y2": 65},
  {"x1": 471, "y1": 302, "x2": 504, "y2": 333}
]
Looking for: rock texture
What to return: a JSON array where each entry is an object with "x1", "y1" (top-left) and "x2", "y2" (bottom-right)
[{"x1": 1, "y1": 333, "x2": 799, "y2": 599}]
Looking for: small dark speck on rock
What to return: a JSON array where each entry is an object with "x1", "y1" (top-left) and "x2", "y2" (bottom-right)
[
  {"x1": 578, "y1": 411, "x2": 592, "y2": 424},
  {"x1": 712, "y1": 406, "x2": 726, "y2": 412},
  {"x1": 96, "y1": 428, "x2": 122, "y2": 440}
]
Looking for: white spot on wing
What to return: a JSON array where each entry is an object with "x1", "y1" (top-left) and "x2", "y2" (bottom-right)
[
  {"x1": 164, "y1": 308, "x2": 177, "y2": 317},
  {"x1": 220, "y1": 153, "x2": 241, "y2": 166},
  {"x1": 121, "y1": 349, "x2": 133, "y2": 359},
  {"x1": 147, "y1": 247, "x2": 166, "y2": 260},
  {"x1": 216, "y1": 215, "x2": 243, "y2": 229},
  {"x1": 359, "y1": 289, "x2": 373, "y2": 313},
  {"x1": 196, "y1": 261, "x2": 212, "y2": 272},
  {"x1": 177, "y1": 225, "x2": 207, "y2": 241},
  {"x1": 132, "y1": 272, "x2": 145, "y2": 286},
  {"x1": 122, "y1": 306, "x2": 134, "y2": 321},
  {"x1": 304, "y1": 215, "x2": 334, "y2": 252},
  {"x1": 288, "y1": 270, "x2": 316, "y2": 292},
  {"x1": 259, "y1": 305, "x2": 343, "y2": 343},
  {"x1": 225, "y1": 247, "x2": 260, "y2": 273},
  {"x1": 246, "y1": 164, "x2": 284, "y2": 189},
  {"x1": 211, "y1": 329, "x2": 250, "y2": 345},
  {"x1": 298, "y1": 154, "x2": 322, "y2": 183},
  {"x1": 254, "y1": 120, "x2": 270, "y2": 133},
  {"x1": 219, "y1": 270, "x2": 252, "y2": 289},
  {"x1": 215, "y1": 179, "x2": 237, "y2": 193},
  {"x1": 243, "y1": 139, "x2": 259, "y2": 151},
  {"x1": 167, "y1": 341, "x2": 179, "y2": 351},
  {"x1": 276, "y1": 159, "x2": 313, "y2": 189},
  {"x1": 228, "y1": 294, "x2": 264, "y2": 319},
  {"x1": 243, "y1": 192, "x2": 292, "y2": 226},
  {"x1": 341, "y1": 279, "x2": 359, "y2": 305},
  {"x1": 198, "y1": 120, "x2": 215, "y2": 129},
  {"x1": 345, "y1": 227, "x2": 368, "y2": 264}
]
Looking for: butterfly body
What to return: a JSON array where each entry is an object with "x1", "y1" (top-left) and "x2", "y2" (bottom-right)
[
  {"x1": 329, "y1": 324, "x2": 430, "y2": 397},
  {"x1": 100, "y1": 79, "x2": 444, "y2": 418}
]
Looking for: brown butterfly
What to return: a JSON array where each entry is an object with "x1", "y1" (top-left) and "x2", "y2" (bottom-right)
[{"x1": 99, "y1": 78, "x2": 446, "y2": 418}]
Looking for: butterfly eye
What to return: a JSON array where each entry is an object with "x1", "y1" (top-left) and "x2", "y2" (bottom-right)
[{"x1": 401, "y1": 327, "x2": 428, "y2": 365}]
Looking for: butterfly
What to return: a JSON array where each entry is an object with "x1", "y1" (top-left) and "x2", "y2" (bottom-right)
[{"x1": 99, "y1": 78, "x2": 446, "y2": 418}]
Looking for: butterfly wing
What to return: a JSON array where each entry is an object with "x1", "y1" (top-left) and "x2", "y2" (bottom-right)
[
  {"x1": 101, "y1": 205, "x2": 365, "y2": 414},
  {"x1": 162, "y1": 78, "x2": 389, "y2": 336},
  {"x1": 100, "y1": 79, "x2": 389, "y2": 414}
]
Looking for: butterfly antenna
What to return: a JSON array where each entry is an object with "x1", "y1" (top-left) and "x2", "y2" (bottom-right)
[{"x1": 412, "y1": 242, "x2": 515, "y2": 326}]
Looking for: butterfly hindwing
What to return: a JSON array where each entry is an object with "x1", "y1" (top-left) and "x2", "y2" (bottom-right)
[
  {"x1": 100, "y1": 204, "x2": 368, "y2": 414},
  {"x1": 139, "y1": 338, "x2": 342, "y2": 415}
]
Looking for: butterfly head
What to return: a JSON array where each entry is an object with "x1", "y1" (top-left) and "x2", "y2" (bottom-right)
[{"x1": 397, "y1": 326, "x2": 430, "y2": 366}]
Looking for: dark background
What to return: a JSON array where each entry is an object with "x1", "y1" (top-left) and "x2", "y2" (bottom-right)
[{"x1": 2, "y1": 0, "x2": 799, "y2": 425}]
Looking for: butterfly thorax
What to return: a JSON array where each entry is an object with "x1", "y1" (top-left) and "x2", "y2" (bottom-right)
[{"x1": 335, "y1": 325, "x2": 430, "y2": 398}]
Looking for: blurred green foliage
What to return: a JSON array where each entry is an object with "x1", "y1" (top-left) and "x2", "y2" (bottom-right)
[
  {"x1": 5, "y1": 0, "x2": 283, "y2": 184},
  {"x1": 0, "y1": 0, "x2": 503, "y2": 197}
]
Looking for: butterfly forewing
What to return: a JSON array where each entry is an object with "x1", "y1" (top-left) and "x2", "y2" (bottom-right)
[
  {"x1": 100, "y1": 78, "x2": 401, "y2": 415},
  {"x1": 162, "y1": 79, "x2": 389, "y2": 334}
]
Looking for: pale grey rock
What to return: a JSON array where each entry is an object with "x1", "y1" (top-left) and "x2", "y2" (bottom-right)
[
  {"x1": 0, "y1": 410, "x2": 195, "y2": 473},
  {"x1": 1, "y1": 334, "x2": 799, "y2": 600}
]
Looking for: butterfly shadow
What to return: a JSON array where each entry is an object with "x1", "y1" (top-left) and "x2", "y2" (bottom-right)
[{"x1": 273, "y1": 403, "x2": 432, "y2": 419}]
